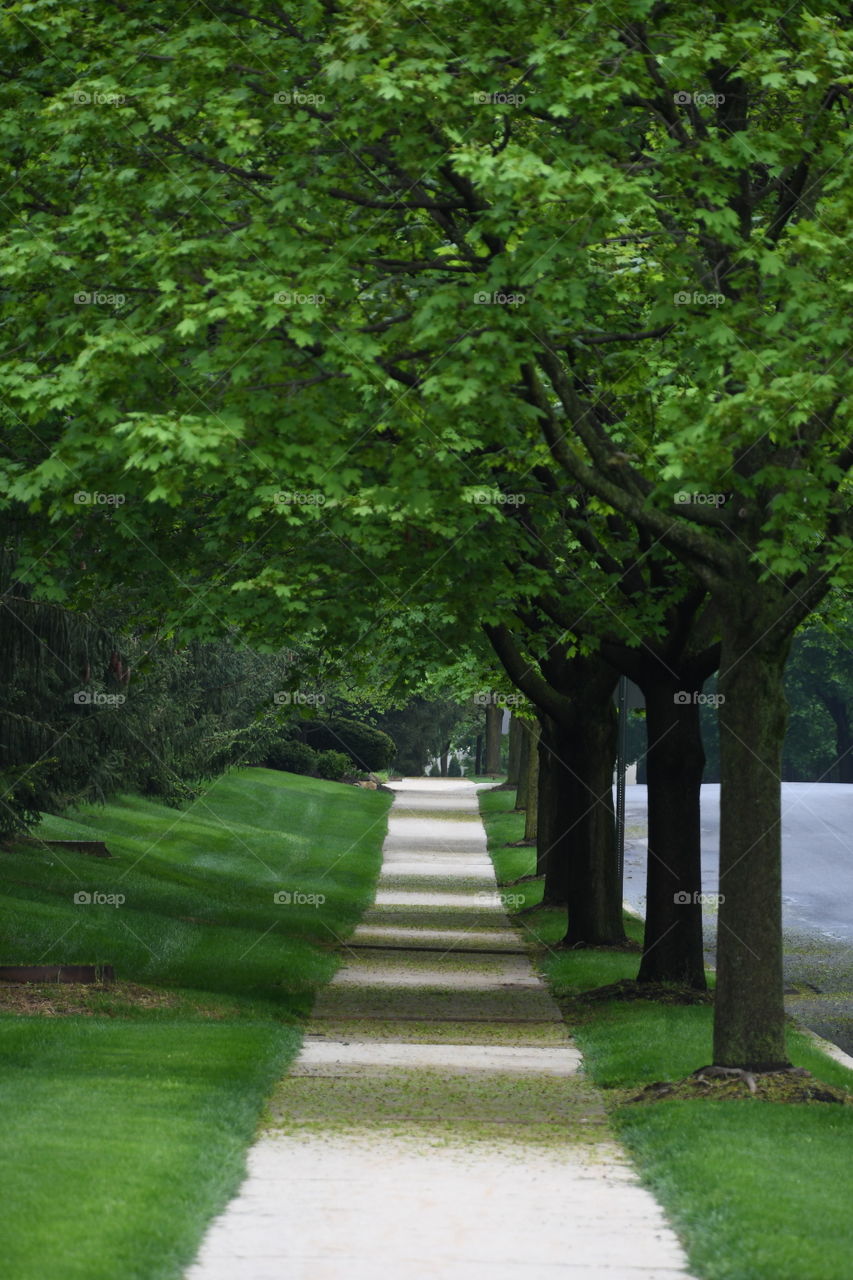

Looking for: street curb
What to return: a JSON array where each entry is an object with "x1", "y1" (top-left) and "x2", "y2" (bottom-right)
[
  {"x1": 797, "y1": 1025, "x2": 853, "y2": 1073},
  {"x1": 621, "y1": 903, "x2": 853, "y2": 1074}
]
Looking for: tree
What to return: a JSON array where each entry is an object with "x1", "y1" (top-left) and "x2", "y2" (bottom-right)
[
  {"x1": 505, "y1": 713, "x2": 523, "y2": 787},
  {"x1": 486, "y1": 625, "x2": 626, "y2": 945},
  {"x1": 1, "y1": 2, "x2": 851, "y2": 1068},
  {"x1": 519, "y1": 719, "x2": 540, "y2": 844},
  {"x1": 485, "y1": 491, "x2": 719, "y2": 987},
  {"x1": 483, "y1": 699, "x2": 503, "y2": 775}
]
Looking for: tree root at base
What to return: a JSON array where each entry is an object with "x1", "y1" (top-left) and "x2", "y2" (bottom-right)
[{"x1": 629, "y1": 1064, "x2": 851, "y2": 1105}]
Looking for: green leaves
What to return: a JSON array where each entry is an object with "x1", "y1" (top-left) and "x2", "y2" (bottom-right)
[{"x1": 0, "y1": 0, "x2": 849, "y2": 667}]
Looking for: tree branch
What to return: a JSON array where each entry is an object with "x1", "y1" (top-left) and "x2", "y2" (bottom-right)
[{"x1": 482, "y1": 622, "x2": 572, "y2": 720}]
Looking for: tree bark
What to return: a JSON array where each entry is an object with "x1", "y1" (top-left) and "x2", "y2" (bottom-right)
[
  {"x1": 484, "y1": 700, "x2": 502, "y2": 774},
  {"x1": 524, "y1": 720, "x2": 540, "y2": 840},
  {"x1": 474, "y1": 733, "x2": 483, "y2": 776},
  {"x1": 506, "y1": 714, "x2": 522, "y2": 786},
  {"x1": 482, "y1": 626, "x2": 625, "y2": 946},
  {"x1": 558, "y1": 708, "x2": 625, "y2": 946},
  {"x1": 515, "y1": 720, "x2": 531, "y2": 810},
  {"x1": 636, "y1": 675, "x2": 707, "y2": 989},
  {"x1": 713, "y1": 604, "x2": 793, "y2": 1069},
  {"x1": 537, "y1": 697, "x2": 625, "y2": 945},
  {"x1": 536, "y1": 717, "x2": 562, "y2": 889}
]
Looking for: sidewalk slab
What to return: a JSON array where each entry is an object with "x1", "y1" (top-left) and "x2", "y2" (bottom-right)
[
  {"x1": 187, "y1": 779, "x2": 695, "y2": 1280},
  {"x1": 349, "y1": 925, "x2": 522, "y2": 951},
  {"x1": 291, "y1": 1039, "x2": 583, "y2": 1074}
]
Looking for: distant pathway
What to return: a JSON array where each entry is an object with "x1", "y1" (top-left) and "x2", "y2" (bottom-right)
[{"x1": 187, "y1": 779, "x2": 694, "y2": 1279}]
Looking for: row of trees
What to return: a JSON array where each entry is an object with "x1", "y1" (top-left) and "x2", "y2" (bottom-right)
[{"x1": 1, "y1": 3, "x2": 851, "y2": 1070}]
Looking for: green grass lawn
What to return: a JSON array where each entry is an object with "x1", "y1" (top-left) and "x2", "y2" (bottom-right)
[
  {"x1": 0, "y1": 768, "x2": 390, "y2": 1279},
  {"x1": 480, "y1": 786, "x2": 853, "y2": 1280}
]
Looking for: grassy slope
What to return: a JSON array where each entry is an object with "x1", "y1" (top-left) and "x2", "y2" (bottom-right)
[
  {"x1": 0, "y1": 768, "x2": 390, "y2": 1279},
  {"x1": 3, "y1": 767, "x2": 389, "y2": 1011},
  {"x1": 480, "y1": 787, "x2": 853, "y2": 1280}
]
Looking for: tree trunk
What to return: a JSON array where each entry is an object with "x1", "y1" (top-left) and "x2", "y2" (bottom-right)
[
  {"x1": 536, "y1": 717, "x2": 562, "y2": 890},
  {"x1": 636, "y1": 675, "x2": 707, "y2": 989},
  {"x1": 536, "y1": 702, "x2": 625, "y2": 945},
  {"x1": 558, "y1": 709, "x2": 625, "y2": 946},
  {"x1": 439, "y1": 743, "x2": 449, "y2": 777},
  {"x1": 515, "y1": 721, "x2": 531, "y2": 810},
  {"x1": 524, "y1": 721, "x2": 540, "y2": 840},
  {"x1": 480, "y1": 627, "x2": 625, "y2": 945},
  {"x1": 713, "y1": 606, "x2": 792, "y2": 1069},
  {"x1": 474, "y1": 733, "x2": 483, "y2": 776},
  {"x1": 506, "y1": 714, "x2": 522, "y2": 786},
  {"x1": 484, "y1": 700, "x2": 502, "y2": 774}
]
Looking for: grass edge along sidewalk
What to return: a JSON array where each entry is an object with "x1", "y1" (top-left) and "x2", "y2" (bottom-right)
[
  {"x1": 479, "y1": 787, "x2": 853, "y2": 1280},
  {"x1": 0, "y1": 768, "x2": 391, "y2": 1280}
]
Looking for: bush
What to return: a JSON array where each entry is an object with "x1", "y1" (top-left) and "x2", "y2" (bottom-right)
[
  {"x1": 299, "y1": 717, "x2": 396, "y2": 771},
  {"x1": 447, "y1": 756, "x2": 462, "y2": 777},
  {"x1": 264, "y1": 738, "x2": 319, "y2": 776},
  {"x1": 315, "y1": 750, "x2": 351, "y2": 781}
]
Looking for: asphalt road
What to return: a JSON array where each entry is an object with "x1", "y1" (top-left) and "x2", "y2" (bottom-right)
[{"x1": 621, "y1": 782, "x2": 853, "y2": 1058}]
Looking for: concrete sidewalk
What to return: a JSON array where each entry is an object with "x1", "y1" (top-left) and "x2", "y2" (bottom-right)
[{"x1": 187, "y1": 778, "x2": 695, "y2": 1279}]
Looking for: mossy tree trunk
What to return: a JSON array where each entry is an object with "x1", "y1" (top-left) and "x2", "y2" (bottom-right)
[
  {"x1": 483, "y1": 625, "x2": 626, "y2": 947},
  {"x1": 484, "y1": 701, "x2": 502, "y2": 774},
  {"x1": 537, "y1": 671, "x2": 624, "y2": 943},
  {"x1": 713, "y1": 600, "x2": 793, "y2": 1069},
  {"x1": 506, "y1": 714, "x2": 522, "y2": 786},
  {"x1": 514, "y1": 720, "x2": 530, "y2": 809},
  {"x1": 557, "y1": 702, "x2": 624, "y2": 946},
  {"x1": 637, "y1": 673, "x2": 707, "y2": 989},
  {"x1": 536, "y1": 717, "x2": 561, "y2": 889},
  {"x1": 523, "y1": 719, "x2": 540, "y2": 841}
]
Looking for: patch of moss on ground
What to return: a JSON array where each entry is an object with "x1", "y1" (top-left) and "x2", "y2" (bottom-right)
[{"x1": 268, "y1": 1065, "x2": 608, "y2": 1144}]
